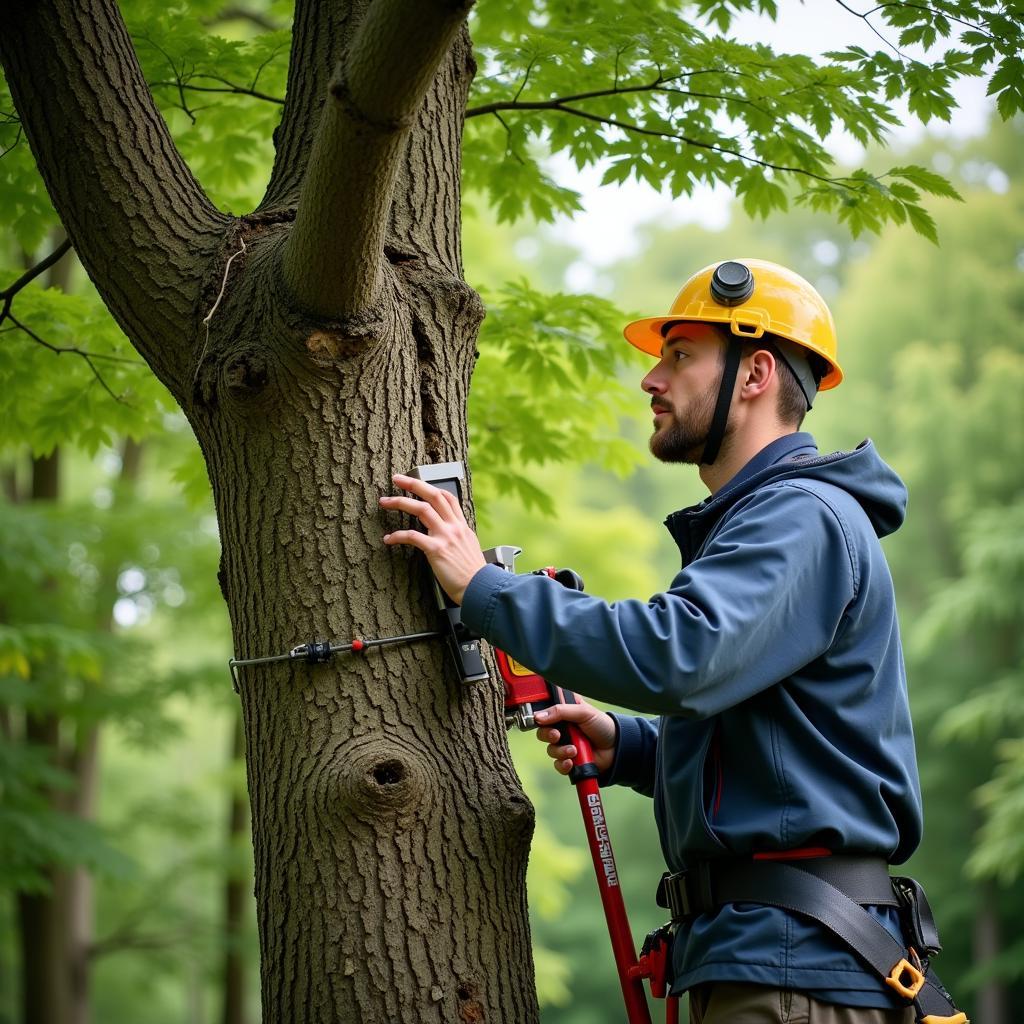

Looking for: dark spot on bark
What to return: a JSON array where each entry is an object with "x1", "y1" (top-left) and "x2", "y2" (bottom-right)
[
  {"x1": 411, "y1": 315, "x2": 434, "y2": 366},
  {"x1": 384, "y1": 245, "x2": 419, "y2": 266},
  {"x1": 240, "y1": 208, "x2": 296, "y2": 237},
  {"x1": 217, "y1": 556, "x2": 229, "y2": 601},
  {"x1": 224, "y1": 352, "x2": 268, "y2": 396},
  {"x1": 457, "y1": 982, "x2": 484, "y2": 1022},
  {"x1": 372, "y1": 760, "x2": 405, "y2": 786},
  {"x1": 410, "y1": 314, "x2": 445, "y2": 460}
]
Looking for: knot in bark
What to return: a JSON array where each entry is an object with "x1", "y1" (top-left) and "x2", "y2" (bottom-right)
[
  {"x1": 456, "y1": 981, "x2": 486, "y2": 1022},
  {"x1": 329, "y1": 70, "x2": 414, "y2": 134},
  {"x1": 332, "y1": 734, "x2": 435, "y2": 824},
  {"x1": 223, "y1": 350, "x2": 269, "y2": 397}
]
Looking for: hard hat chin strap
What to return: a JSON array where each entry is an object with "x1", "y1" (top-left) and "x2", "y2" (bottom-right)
[
  {"x1": 700, "y1": 339, "x2": 744, "y2": 466},
  {"x1": 701, "y1": 334, "x2": 822, "y2": 465}
]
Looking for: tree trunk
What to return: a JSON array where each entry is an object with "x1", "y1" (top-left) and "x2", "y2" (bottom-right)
[
  {"x1": 17, "y1": 450, "x2": 70, "y2": 1024},
  {"x1": 972, "y1": 887, "x2": 1007, "y2": 1024},
  {"x1": 222, "y1": 711, "x2": 250, "y2": 1024},
  {"x1": 16, "y1": 880, "x2": 66, "y2": 1024},
  {"x1": 64, "y1": 729, "x2": 99, "y2": 1024},
  {"x1": 194, "y1": 230, "x2": 536, "y2": 1022},
  {"x1": 13, "y1": 432, "x2": 144, "y2": 1024},
  {"x1": 2, "y1": 1, "x2": 542, "y2": 1019}
]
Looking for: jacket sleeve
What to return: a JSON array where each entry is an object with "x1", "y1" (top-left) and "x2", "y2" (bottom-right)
[
  {"x1": 461, "y1": 482, "x2": 858, "y2": 719},
  {"x1": 602, "y1": 713, "x2": 659, "y2": 797}
]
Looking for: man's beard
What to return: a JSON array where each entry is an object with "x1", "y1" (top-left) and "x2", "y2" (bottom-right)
[{"x1": 649, "y1": 381, "x2": 721, "y2": 464}]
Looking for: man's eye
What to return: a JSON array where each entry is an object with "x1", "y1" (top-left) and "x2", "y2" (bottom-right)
[{"x1": 674, "y1": 350, "x2": 687, "y2": 361}]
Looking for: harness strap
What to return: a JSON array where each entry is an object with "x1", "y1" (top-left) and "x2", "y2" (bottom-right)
[{"x1": 657, "y1": 858, "x2": 967, "y2": 1023}]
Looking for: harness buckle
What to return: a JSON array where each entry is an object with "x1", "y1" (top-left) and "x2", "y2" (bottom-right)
[
  {"x1": 893, "y1": 875, "x2": 943, "y2": 957},
  {"x1": 656, "y1": 864, "x2": 716, "y2": 920},
  {"x1": 884, "y1": 956, "x2": 926, "y2": 1000}
]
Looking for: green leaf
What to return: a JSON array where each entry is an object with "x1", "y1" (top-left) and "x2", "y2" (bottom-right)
[
  {"x1": 904, "y1": 202, "x2": 939, "y2": 244},
  {"x1": 889, "y1": 165, "x2": 964, "y2": 201}
]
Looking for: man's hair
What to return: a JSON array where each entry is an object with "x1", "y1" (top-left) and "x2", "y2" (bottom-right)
[{"x1": 714, "y1": 327, "x2": 826, "y2": 428}]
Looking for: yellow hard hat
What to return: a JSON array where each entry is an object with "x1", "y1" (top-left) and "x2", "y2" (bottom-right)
[{"x1": 623, "y1": 258, "x2": 843, "y2": 390}]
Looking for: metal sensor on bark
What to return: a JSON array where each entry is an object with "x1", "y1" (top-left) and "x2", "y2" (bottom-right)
[{"x1": 409, "y1": 461, "x2": 490, "y2": 685}]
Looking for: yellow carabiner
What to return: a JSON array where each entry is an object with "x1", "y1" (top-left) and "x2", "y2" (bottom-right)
[{"x1": 884, "y1": 957, "x2": 926, "y2": 1000}]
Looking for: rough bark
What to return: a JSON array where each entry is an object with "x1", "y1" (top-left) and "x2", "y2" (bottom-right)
[{"x1": 2, "y1": 2, "x2": 541, "y2": 1022}]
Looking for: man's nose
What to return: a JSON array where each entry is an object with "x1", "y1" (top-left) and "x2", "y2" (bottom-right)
[{"x1": 641, "y1": 367, "x2": 666, "y2": 394}]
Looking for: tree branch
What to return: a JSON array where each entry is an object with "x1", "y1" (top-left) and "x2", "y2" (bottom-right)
[
  {"x1": 868, "y1": 1, "x2": 991, "y2": 37},
  {"x1": 0, "y1": 240, "x2": 144, "y2": 400},
  {"x1": 149, "y1": 77, "x2": 285, "y2": 105},
  {"x1": 280, "y1": 0, "x2": 474, "y2": 318},
  {"x1": 203, "y1": 5, "x2": 285, "y2": 32},
  {"x1": 4, "y1": 313, "x2": 138, "y2": 404},
  {"x1": 831, "y1": 0, "x2": 910, "y2": 57},
  {"x1": 482, "y1": 100, "x2": 849, "y2": 189},
  {"x1": 90, "y1": 926, "x2": 195, "y2": 959},
  {"x1": 0, "y1": 111, "x2": 24, "y2": 158},
  {"x1": 0, "y1": 0, "x2": 230, "y2": 393},
  {"x1": 465, "y1": 68, "x2": 755, "y2": 118},
  {"x1": 0, "y1": 240, "x2": 73, "y2": 310}
]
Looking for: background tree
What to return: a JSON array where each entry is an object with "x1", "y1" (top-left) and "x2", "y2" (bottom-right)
[{"x1": 1, "y1": 0, "x2": 1021, "y2": 1020}]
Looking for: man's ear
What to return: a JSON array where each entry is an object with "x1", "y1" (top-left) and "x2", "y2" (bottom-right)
[{"x1": 741, "y1": 347, "x2": 776, "y2": 399}]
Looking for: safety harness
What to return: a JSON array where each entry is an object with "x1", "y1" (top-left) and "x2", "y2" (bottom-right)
[{"x1": 657, "y1": 856, "x2": 968, "y2": 1023}]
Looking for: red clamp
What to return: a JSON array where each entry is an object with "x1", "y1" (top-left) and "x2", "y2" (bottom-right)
[{"x1": 629, "y1": 928, "x2": 680, "y2": 1023}]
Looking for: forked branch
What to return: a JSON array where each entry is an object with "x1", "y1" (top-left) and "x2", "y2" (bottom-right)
[{"x1": 280, "y1": 0, "x2": 474, "y2": 319}]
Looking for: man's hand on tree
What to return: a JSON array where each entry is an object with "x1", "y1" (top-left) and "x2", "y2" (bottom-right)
[
  {"x1": 380, "y1": 473, "x2": 486, "y2": 604},
  {"x1": 534, "y1": 700, "x2": 618, "y2": 776}
]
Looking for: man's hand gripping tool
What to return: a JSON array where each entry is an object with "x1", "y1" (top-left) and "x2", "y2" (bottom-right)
[
  {"x1": 409, "y1": 462, "x2": 489, "y2": 685},
  {"x1": 483, "y1": 546, "x2": 679, "y2": 1024}
]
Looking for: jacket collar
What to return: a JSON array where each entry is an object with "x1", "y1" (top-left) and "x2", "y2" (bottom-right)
[{"x1": 664, "y1": 432, "x2": 820, "y2": 565}]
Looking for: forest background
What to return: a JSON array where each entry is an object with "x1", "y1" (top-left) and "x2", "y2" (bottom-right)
[{"x1": 1, "y1": 1, "x2": 1022, "y2": 1022}]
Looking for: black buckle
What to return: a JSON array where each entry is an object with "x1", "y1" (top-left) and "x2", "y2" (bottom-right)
[
  {"x1": 656, "y1": 864, "x2": 716, "y2": 921},
  {"x1": 893, "y1": 876, "x2": 942, "y2": 958}
]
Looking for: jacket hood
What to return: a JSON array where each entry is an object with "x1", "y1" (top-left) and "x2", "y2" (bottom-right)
[
  {"x1": 666, "y1": 436, "x2": 907, "y2": 561},
  {"x1": 783, "y1": 440, "x2": 907, "y2": 538}
]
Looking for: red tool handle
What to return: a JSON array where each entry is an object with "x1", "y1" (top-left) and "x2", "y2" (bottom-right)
[{"x1": 566, "y1": 724, "x2": 653, "y2": 1024}]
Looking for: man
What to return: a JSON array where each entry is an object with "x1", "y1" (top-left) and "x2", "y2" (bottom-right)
[{"x1": 380, "y1": 259, "x2": 963, "y2": 1024}]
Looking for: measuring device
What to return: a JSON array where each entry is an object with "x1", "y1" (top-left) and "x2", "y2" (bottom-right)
[
  {"x1": 410, "y1": 462, "x2": 490, "y2": 684},
  {"x1": 484, "y1": 545, "x2": 680, "y2": 1024}
]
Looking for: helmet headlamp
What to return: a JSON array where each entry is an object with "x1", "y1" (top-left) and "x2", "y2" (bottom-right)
[{"x1": 710, "y1": 261, "x2": 755, "y2": 306}]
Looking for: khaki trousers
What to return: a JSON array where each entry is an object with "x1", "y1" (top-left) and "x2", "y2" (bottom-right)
[{"x1": 688, "y1": 982, "x2": 915, "y2": 1023}]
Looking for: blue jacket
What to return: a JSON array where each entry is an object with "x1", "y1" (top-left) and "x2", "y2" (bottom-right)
[{"x1": 461, "y1": 433, "x2": 923, "y2": 1007}]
